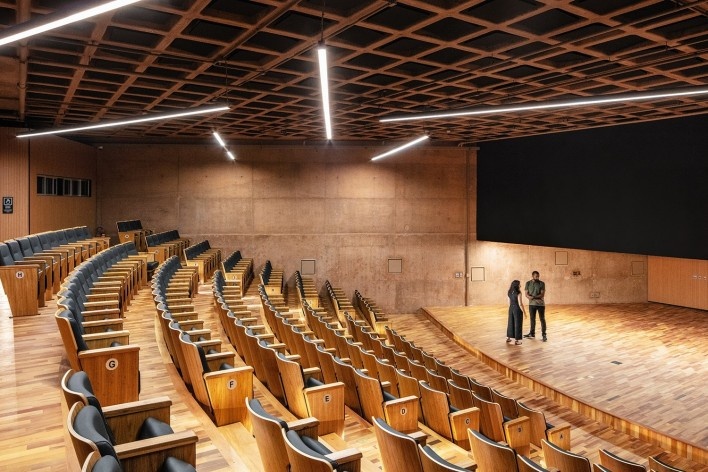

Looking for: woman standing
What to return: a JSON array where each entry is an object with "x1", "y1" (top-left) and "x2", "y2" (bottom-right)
[{"x1": 506, "y1": 280, "x2": 526, "y2": 345}]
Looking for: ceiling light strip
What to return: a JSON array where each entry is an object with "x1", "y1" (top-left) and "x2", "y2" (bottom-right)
[
  {"x1": 371, "y1": 135, "x2": 429, "y2": 161},
  {"x1": 380, "y1": 86, "x2": 708, "y2": 123},
  {"x1": 213, "y1": 131, "x2": 235, "y2": 160},
  {"x1": 318, "y1": 45, "x2": 333, "y2": 140},
  {"x1": 17, "y1": 105, "x2": 230, "y2": 138},
  {"x1": 0, "y1": 0, "x2": 142, "y2": 47}
]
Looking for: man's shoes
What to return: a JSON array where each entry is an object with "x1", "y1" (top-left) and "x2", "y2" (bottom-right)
[
  {"x1": 523, "y1": 333, "x2": 534, "y2": 338},
  {"x1": 542, "y1": 336, "x2": 547, "y2": 342}
]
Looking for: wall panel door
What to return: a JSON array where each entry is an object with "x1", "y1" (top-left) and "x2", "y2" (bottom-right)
[
  {"x1": 648, "y1": 256, "x2": 708, "y2": 310},
  {"x1": 0, "y1": 128, "x2": 29, "y2": 240}
]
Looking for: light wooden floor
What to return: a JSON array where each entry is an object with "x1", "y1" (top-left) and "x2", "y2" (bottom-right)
[{"x1": 1, "y1": 281, "x2": 707, "y2": 471}]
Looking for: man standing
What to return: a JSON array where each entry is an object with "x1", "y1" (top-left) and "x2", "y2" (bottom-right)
[{"x1": 524, "y1": 271, "x2": 547, "y2": 342}]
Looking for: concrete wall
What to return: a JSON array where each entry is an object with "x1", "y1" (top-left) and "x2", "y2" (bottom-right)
[{"x1": 96, "y1": 143, "x2": 647, "y2": 313}]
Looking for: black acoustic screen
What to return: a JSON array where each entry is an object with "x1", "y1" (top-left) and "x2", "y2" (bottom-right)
[{"x1": 477, "y1": 115, "x2": 708, "y2": 260}]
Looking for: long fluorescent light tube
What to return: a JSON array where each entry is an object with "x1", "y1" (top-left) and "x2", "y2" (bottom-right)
[
  {"x1": 318, "y1": 45, "x2": 333, "y2": 140},
  {"x1": 226, "y1": 150, "x2": 236, "y2": 160},
  {"x1": 371, "y1": 135, "x2": 429, "y2": 161},
  {"x1": 380, "y1": 86, "x2": 708, "y2": 123},
  {"x1": 213, "y1": 131, "x2": 226, "y2": 147},
  {"x1": 0, "y1": 0, "x2": 142, "y2": 47},
  {"x1": 17, "y1": 105, "x2": 230, "y2": 138}
]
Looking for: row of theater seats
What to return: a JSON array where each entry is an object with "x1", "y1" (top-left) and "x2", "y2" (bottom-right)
[
  {"x1": 353, "y1": 289, "x2": 389, "y2": 335},
  {"x1": 145, "y1": 230, "x2": 190, "y2": 264},
  {"x1": 55, "y1": 242, "x2": 154, "y2": 406},
  {"x1": 257, "y1": 278, "x2": 481, "y2": 469},
  {"x1": 152, "y1": 257, "x2": 253, "y2": 426},
  {"x1": 116, "y1": 219, "x2": 151, "y2": 251},
  {"x1": 259, "y1": 259, "x2": 284, "y2": 295},
  {"x1": 211, "y1": 269, "x2": 387, "y2": 470},
  {"x1": 217, "y1": 261, "x2": 686, "y2": 472},
  {"x1": 183, "y1": 240, "x2": 221, "y2": 282},
  {"x1": 220, "y1": 250, "x2": 254, "y2": 298},
  {"x1": 0, "y1": 226, "x2": 109, "y2": 316}
]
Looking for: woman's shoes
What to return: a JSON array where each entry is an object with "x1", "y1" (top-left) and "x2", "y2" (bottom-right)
[
  {"x1": 506, "y1": 338, "x2": 512, "y2": 343},
  {"x1": 514, "y1": 340, "x2": 522, "y2": 345}
]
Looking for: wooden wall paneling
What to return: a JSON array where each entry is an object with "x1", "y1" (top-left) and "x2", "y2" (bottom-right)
[
  {"x1": 0, "y1": 127, "x2": 29, "y2": 240},
  {"x1": 648, "y1": 256, "x2": 708, "y2": 310},
  {"x1": 28, "y1": 136, "x2": 97, "y2": 234}
]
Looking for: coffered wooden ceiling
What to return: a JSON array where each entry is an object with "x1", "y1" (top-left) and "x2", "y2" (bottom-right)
[{"x1": 0, "y1": 0, "x2": 706, "y2": 144}]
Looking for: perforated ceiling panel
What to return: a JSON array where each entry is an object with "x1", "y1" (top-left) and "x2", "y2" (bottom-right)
[{"x1": 0, "y1": 0, "x2": 706, "y2": 144}]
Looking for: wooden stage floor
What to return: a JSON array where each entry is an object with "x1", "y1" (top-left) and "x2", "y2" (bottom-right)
[{"x1": 419, "y1": 303, "x2": 708, "y2": 462}]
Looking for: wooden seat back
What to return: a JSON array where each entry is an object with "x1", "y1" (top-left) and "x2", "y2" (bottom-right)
[
  {"x1": 275, "y1": 352, "x2": 345, "y2": 435},
  {"x1": 648, "y1": 456, "x2": 684, "y2": 472},
  {"x1": 542, "y1": 439, "x2": 591, "y2": 472},
  {"x1": 468, "y1": 428, "x2": 519, "y2": 472},
  {"x1": 598, "y1": 449, "x2": 647, "y2": 472},
  {"x1": 418, "y1": 444, "x2": 469, "y2": 472},
  {"x1": 372, "y1": 417, "x2": 424, "y2": 472}
]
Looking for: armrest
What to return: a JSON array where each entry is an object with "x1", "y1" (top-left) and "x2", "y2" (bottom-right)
[
  {"x1": 205, "y1": 351, "x2": 236, "y2": 371},
  {"x1": 449, "y1": 407, "x2": 480, "y2": 447},
  {"x1": 287, "y1": 417, "x2": 320, "y2": 439},
  {"x1": 409, "y1": 430, "x2": 428, "y2": 445},
  {"x1": 546, "y1": 423, "x2": 571, "y2": 451},
  {"x1": 83, "y1": 330, "x2": 130, "y2": 348},
  {"x1": 103, "y1": 396, "x2": 172, "y2": 444},
  {"x1": 81, "y1": 318, "x2": 124, "y2": 333},
  {"x1": 325, "y1": 448, "x2": 362, "y2": 472},
  {"x1": 504, "y1": 415, "x2": 531, "y2": 457},
  {"x1": 114, "y1": 430, "x2": 198, "y2": 470}
]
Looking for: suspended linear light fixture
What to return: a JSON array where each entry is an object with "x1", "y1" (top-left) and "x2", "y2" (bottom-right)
[
  {"x1": 380, "y1": 86, "x2": 708, "y2": 123},
  {"x1": 317, "y1": 1, "x2": 332, "y2": 140},
  {"x1": 0, "y1": 0, "x2": 142, "y2": 47},
  {"x1": 371, "y1": 135, "x2": 429, "y2": 161},
  {"x1": 213, "y1": 131, "x2": 235, "y2": 160},
  {"x1": 318, "y1": 44, "x2": 333, "y2": 140},
  {"x1": 17, "y1": 104, "x2": 230, "y2": 138}
]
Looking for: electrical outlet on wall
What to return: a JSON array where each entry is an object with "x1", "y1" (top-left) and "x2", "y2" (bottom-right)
[{"x1": 589, "y1": 292, "x2": 600, "y2": 298}]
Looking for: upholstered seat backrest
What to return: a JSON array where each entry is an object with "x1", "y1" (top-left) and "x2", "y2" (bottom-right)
[
  {"x1": 0, "y1": 243, "x2": 16, "y2": 266},
  {"x1": 284, "y1": 429, "x2": 336, "y2": 471},
  {"x1": 5, "y1": 240, "x2": 26, "y2": 261},
  {"x1": 71, "y1": 404, "x2": 119, "y2": 460},
  {"x1": 419, "y1": 444, "x2": 469, "y2": 472}
]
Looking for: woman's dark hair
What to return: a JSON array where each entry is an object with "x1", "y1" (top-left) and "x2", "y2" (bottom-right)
[{"x1": 508, "y1": 280, "x2": 521, "y2": 296}]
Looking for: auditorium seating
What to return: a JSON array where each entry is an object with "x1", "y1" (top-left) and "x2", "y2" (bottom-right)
[
  {"x1": 648, "y1": 456, "x2": 684, "y2": 471},
  {"x1": 5, "y1": 238, "x2": 56, "y2": 296},
  {"x1": 473, "y1": 392, "x2": 531, "y2": 456},
  {"x1": 516, "y1": 401, "x2": 571, "y2": 451},
  {"x1": 468, "y1": 428, "x2": 519, "y2": 472},
  {"x1": 145, "y1": 230, "x2": 189, "y2": 263},
  {"x1": 0, "y1": 241, "x2": 48, "y2": 316},
  {"x1": 418, "y1": 380, "x2": 479, "y2": 450},
  {"x1": 353, "y1": 289, "x2": 389, "y2": 335},
  {"x1": 183, "y1": 240, "x2": 221, "y2": 282},
  {"x1": 542, "y1": 438, "x2": 592, "y2": 472},
  {"x1": 260, "y1": 259, "x2": 284, "y2": 295},
  {"x1": 246, "y1": 397, "x2": 323, "y2": 471},
  {"x1": 221, "y1": 250, "x2": 254, "y2": 297},
  {"x1": 68, "y1": 402, "x2": 197, "y2": 472},
  {"x1": 116, "y1": 219, "x2": 149, "y2": 251},
  {"x1": 275, "y1": 350, "x2": 345, "y2": 435},
  {"x1": 352, "y1": 367, "x2": 420, "y2": 433},
  {"x1": 81, "y1": 452, "x2": 196, "y2": 472},
  {"x1": 282, "y1": 428, "x2": 363, "y2": 472},
  {"x1": 61, "y1": 370, "x2": 174, "y2": 446},
  {"x1": 177, "y1": 332, "x2": 253, "y2": 426},
  {"x1": 518, "y1": 454, "x2": 551, "y2": 472},
  {"x1": 372, "y1": 416, "x2": 426, "y2": 472},
  {"x1": 598, "y1": 449, "x2": 647, "y2": 472},
  {"x1": 55, "y1": 310, "x2": 140, "y2": 406},
  {"x1": 418, "y1": 443, "x2": 469, "y2": 472}
]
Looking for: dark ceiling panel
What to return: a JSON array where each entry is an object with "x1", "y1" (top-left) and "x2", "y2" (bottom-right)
[{"x1": 0, "y1": 0, "x2": 704, "y2": 144}]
